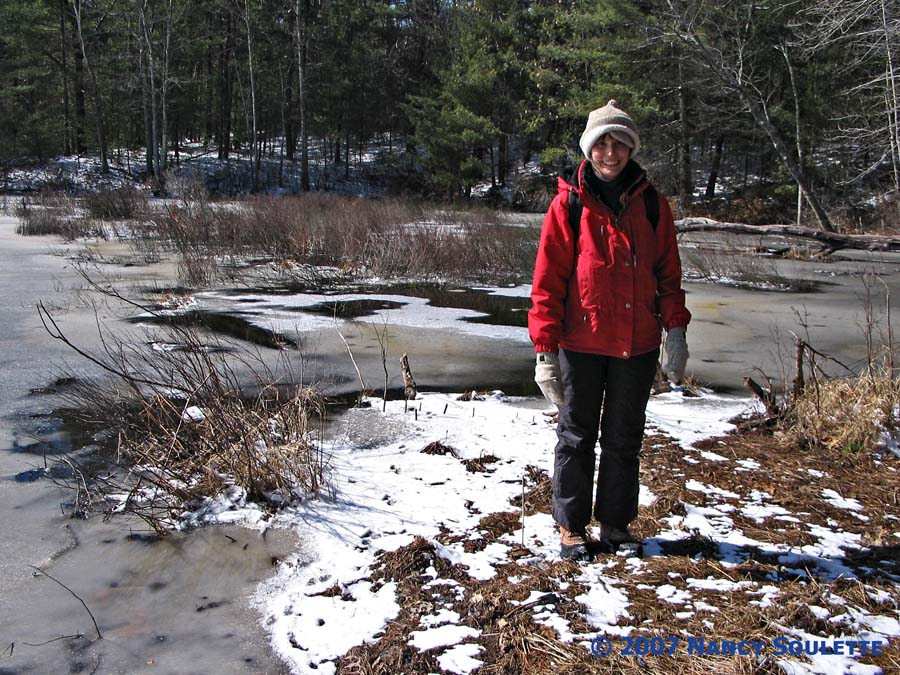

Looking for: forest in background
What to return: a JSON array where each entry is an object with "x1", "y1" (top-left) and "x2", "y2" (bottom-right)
[{"x1": 1, "y1": 0, "x2": 899, "y2": 230}]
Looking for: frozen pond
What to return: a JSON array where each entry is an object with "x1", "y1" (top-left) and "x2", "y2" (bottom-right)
[{"x1": 0, "y1": 217, "x2": 292, "y2": 673}]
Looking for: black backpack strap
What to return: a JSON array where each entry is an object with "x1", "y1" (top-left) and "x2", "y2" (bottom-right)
[
  {"x1": 567, "y1": 189, "x2": 582, "y2": 240},
  {"x1": 643, "y1": 184, "x2": 659, "y2": 231}
]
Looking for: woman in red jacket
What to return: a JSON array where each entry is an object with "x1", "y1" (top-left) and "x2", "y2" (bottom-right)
[{"x1": 528, "y1": 100, "x2": 691, "y2": 562}]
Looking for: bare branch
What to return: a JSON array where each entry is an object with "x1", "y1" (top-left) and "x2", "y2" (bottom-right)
[{"x1": 28, "y1": 565, "x2": 102, "y2": 640}]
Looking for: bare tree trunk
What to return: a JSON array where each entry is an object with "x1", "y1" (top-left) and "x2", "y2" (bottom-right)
[
  {"x1": 294, "y1": 0, "x2": 309, "y2": 191},
  {"x1": 71, "y1": 6, "x2": 86, "y2": 155},
  {"x1": 401, "y1": 353, "x2": 417, "y2": 401},
  {"x1": 284, "y1": 60, "x2": 295, "y2": 161},
  {"x1": 160, "y1": 0, "x2": 174, "y2": 174},
  {"x1": 780, "y1": 44, "x2": 804, "y2": 226},
  {"x1": 70, "y1": 8, "x2": 86, "y2": 154},
  {"x1": 278, "y1": 67, "x2": 286, "y2": 184},
  {"x1": 204, "y1": 46, "x2": 214, "y2": 142},
  {"x1": 139, "y1": 2, "x2": 161, "y2": 185},
  {"x1": 293, "y1": 0, "x2": 318, "y2": 192},
  {"x1": 218, "y1": 9, "x2": 235, "y2": 160},
  {"x1": 881, "y1": 0, "x2": 900, "y2": 202},
  {"x1": 60, "y1": 0, "x2": 72, "y2": 155},
  {"x1": 705, "y1": 135, "x2": 724, "y2": 200},
  {"x1": 677, "y1": 55, "x2": 692, "y2": 215},
  {"x1": 242, "y1": 0, "x2": 259, "y2": 190},
  {"x1": 71, "y1": 0, "x2": 108, "y2": 172},
  {"x1": 138, "y1": 34, "x2": 153, "y2": 176},
  {"x1": 344, "y1": 126, "x2": 351, "y2": 179}
]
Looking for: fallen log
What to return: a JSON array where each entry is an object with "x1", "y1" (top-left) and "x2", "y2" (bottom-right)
[{"x1": 676, "y1": 218, "x2": 900, "y2": 254}]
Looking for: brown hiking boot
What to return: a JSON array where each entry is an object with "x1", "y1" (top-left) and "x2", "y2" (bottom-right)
[
  {"x1": 560, "y1": 526, "x2": 593, "y2": 562},
  {"x1": 600, "y1": 523, "x2": 638, "y2": 545}
]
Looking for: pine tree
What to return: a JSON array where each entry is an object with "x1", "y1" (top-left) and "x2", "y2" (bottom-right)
[{"x1": 524, "y1": 0, "x2": 651, "y2": 170}]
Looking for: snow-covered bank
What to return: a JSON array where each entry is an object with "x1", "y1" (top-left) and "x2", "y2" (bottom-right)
[{"x1": 182, "y1": 388, "x2": 899, "y2": 674}]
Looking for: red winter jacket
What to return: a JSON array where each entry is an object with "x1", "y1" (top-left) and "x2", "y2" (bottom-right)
[{"x1": 528, "y1": 160, "x2": 690, "y2": 358}]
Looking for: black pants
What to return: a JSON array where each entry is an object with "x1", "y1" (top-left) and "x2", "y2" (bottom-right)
[{"x1": 552, "y1": 348, "x2": 659, "y2": 532}]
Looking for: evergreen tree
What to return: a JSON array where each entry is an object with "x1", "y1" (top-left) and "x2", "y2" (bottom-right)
[
  {"x1": 525, "y1": 0, "x2": 651, "y2": 170},
  {"x1": 0, "y1": 0, "x2": 66, "y2": 160},
  {"x1": 406, "y1": 0, "x2": 529, "y2": 196}
]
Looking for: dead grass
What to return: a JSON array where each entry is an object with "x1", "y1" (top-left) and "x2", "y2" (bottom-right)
[
  {"x1": 421, "y1": 440, "x2": 459, "y2": 457},
  {"x1": 62, "y1": 374, "x2": 330, "y2": 533},
  {"x1": 779, "y1": 370, "x2": 900, "y2": 453},
  {"x1": 510, "y1": 464, "x2": 552, "y2": 517}
]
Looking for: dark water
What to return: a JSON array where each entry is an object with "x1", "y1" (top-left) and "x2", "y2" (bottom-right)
[
  {"x1": 293, "y1": 298, "x2": 408, "y2": 317},
  {"x1": 129, "y1": 309, "x2": 299, "y2": 349},
  {"x1": 128, "y1": 280, "x2": 532, "y2": 350}
]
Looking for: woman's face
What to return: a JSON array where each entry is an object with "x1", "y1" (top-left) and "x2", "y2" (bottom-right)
[{"x1": 590, "y1": 134, "x2": 630, "y2": 180}]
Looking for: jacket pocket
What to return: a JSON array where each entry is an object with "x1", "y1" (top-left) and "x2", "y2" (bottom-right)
[{"x1": 577, "y1": 252, "x2": 610, "y2": 313}]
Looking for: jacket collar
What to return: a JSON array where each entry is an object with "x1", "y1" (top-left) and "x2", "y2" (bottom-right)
[{"x1": 578, "y1": 158, "x2": 647, "y2": 206}]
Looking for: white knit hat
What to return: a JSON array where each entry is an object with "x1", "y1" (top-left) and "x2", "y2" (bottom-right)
[{"x1": 579, "y1": 100, "x2": 640, "y2": 158}]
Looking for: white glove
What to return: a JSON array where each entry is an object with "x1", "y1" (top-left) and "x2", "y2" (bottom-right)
[
  {"x1": 663, "y1": 327, "x2": 689, "y2": 385},
  {"x1": 534, "y1": 352, "x2": 564, "y2": 406}
]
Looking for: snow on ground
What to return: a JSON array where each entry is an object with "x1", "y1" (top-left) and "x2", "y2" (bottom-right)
[
  {"x1": 179, "y1": 385, "x2": 899, "y2": 675},
  {"x1": 0, "y1": 153, "x2": 138, "y2": 193}
]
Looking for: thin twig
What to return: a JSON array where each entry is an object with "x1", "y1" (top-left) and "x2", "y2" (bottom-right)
[
  {"x1": 521, "y1": 475, "x2": 526, "y2": 548},
  {"x1": 334, "y1": 322, "x2": 367, "y2": 398},
  {"x1": 37, "y1": 301, "x2": 177, "y2": 392},
  {"x1": 29, "y1": 565, "x2": 103, "y2": 640},
  {"x1": 22, "y1": 633, "x2": 84, "y2": 647}
]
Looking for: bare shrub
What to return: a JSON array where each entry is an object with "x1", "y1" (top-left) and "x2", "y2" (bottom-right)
[
  {"x1": 164, "y1": 169, "x2": 209, "y2": 202},
  {"x1": 681, "y1": 247, "x2": 799, "y2": 291},
  {"x1": 149, "y1": 193, "x2": 535, "y2": 286},
  {"x1": 434, "y1": 205, "x2": 504, "y2": 228},
  {"x1": 83, "y1": 186, "x2": 149, "y2": 220},
  {"x1": 125, "y1": 219, "x2": 166, "y2": 263},
  {"x1": 364, "y1": 222, "x2": 460, "y2": 279},
  {"x1": 157, "y1": 199, "x2": 248, "y2": 285},
  {"x1": 242, "y1": 193, "x2": 428, "y2": 265},
  {"x1": 14, "y1": 192, "x2": 103, "y2": 239},
  {"x1": 459, "y1": 222, "x2": 538, "y2": 282},
  {"x1": 39, "y1": 286, "x2": 329, "y2": 534}
]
